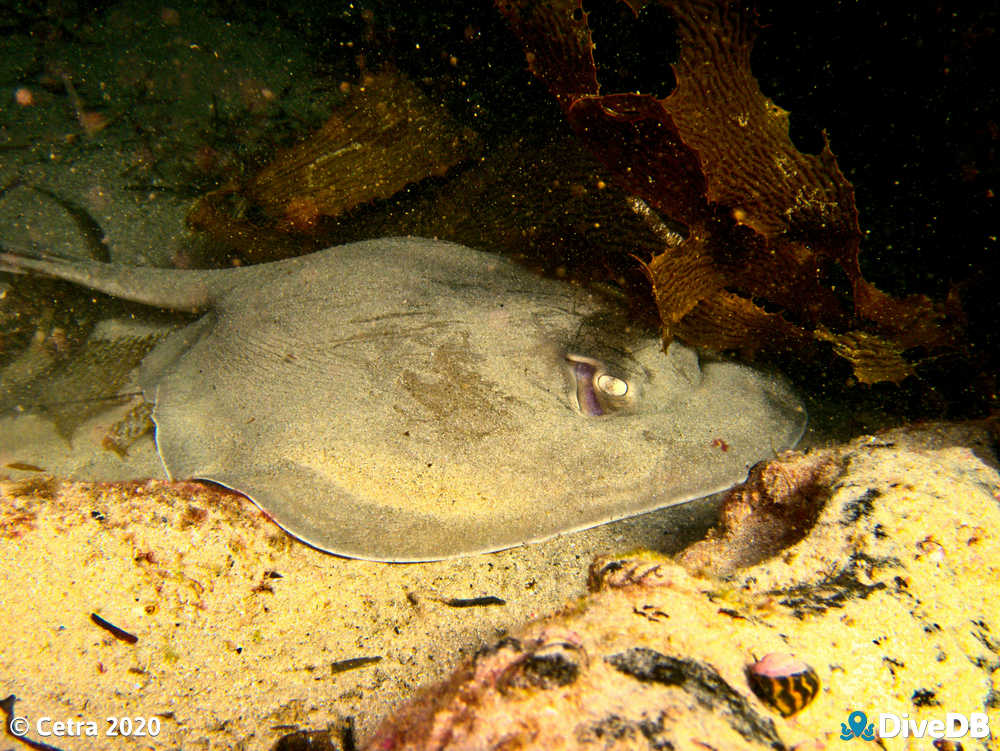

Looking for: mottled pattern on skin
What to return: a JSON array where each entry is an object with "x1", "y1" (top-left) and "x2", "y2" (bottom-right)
[{"x1": 0, "y1": 237, "x2": 805, "y2": 561}]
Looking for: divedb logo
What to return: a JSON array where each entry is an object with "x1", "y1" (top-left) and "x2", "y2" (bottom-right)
[{"x1": 840, "y1": 710, "x2": 992, "y2": 741}]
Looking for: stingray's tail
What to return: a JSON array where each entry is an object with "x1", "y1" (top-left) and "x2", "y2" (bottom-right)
[{"x1": 0, "y1": 246, "x2": 220, "y2": 312}]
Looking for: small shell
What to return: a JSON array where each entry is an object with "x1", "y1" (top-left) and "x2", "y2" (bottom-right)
[{"x1": 747, "y1": 652, "x2": 820, "y2": 716}]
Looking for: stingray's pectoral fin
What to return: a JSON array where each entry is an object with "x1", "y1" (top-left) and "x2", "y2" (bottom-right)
[{"x1": 199, "y1": 462, "x2": 516, "y2": 563}]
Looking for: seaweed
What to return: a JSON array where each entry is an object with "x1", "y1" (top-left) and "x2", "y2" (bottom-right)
[
  {"x1": 189, "y1": 70, "x2": 478, "y2": 263},
  {"x1": 496, "y1": 0, "x2": 962, "y2": 384}
]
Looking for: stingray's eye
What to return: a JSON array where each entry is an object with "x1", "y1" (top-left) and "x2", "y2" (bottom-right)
[
  {"x1": 596, "y1": 373, "x2": 628, "y2": 397},
  {"x1": 566, "y1": 354, "x2": 634, "y2": 416}
]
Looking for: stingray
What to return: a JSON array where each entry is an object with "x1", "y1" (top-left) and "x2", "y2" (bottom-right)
[{"x1": 0, "y1": 237, "x2": 806, "y2": 561}]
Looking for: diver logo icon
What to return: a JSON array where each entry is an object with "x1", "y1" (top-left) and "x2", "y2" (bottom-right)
[{"x1": 841, "y1": 710, "x2": 876, "y2": 741}]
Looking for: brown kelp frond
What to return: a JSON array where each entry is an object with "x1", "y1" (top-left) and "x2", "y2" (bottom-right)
[
  {"x1": 189, "y1": 69, "x2": 478, "y2": 263},
  {"x1": 497, "y1": 0, "x2": 962, "y2": 384}
]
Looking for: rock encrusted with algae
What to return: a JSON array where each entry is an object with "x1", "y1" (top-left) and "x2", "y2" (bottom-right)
[{"x1": 363, "y1": 423, "x2": 1000, "y2": 751}]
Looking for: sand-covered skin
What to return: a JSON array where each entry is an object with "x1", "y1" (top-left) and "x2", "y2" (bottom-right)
[
  {"x1": 0, "y1": 237, "x2": 806, "y2": 563},
  {"x1": 364, "y1": 423, "x2": 1000, "y2": 751}
]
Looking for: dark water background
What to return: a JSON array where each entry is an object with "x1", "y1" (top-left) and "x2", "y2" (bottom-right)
[{"x1": 3, "y1": 0, "x2": 996, "y2": 422}]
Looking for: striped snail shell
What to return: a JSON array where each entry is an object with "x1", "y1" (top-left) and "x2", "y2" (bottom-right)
[{"x1": 747, "y1": 652, "x2": 820, "y2": 716}]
